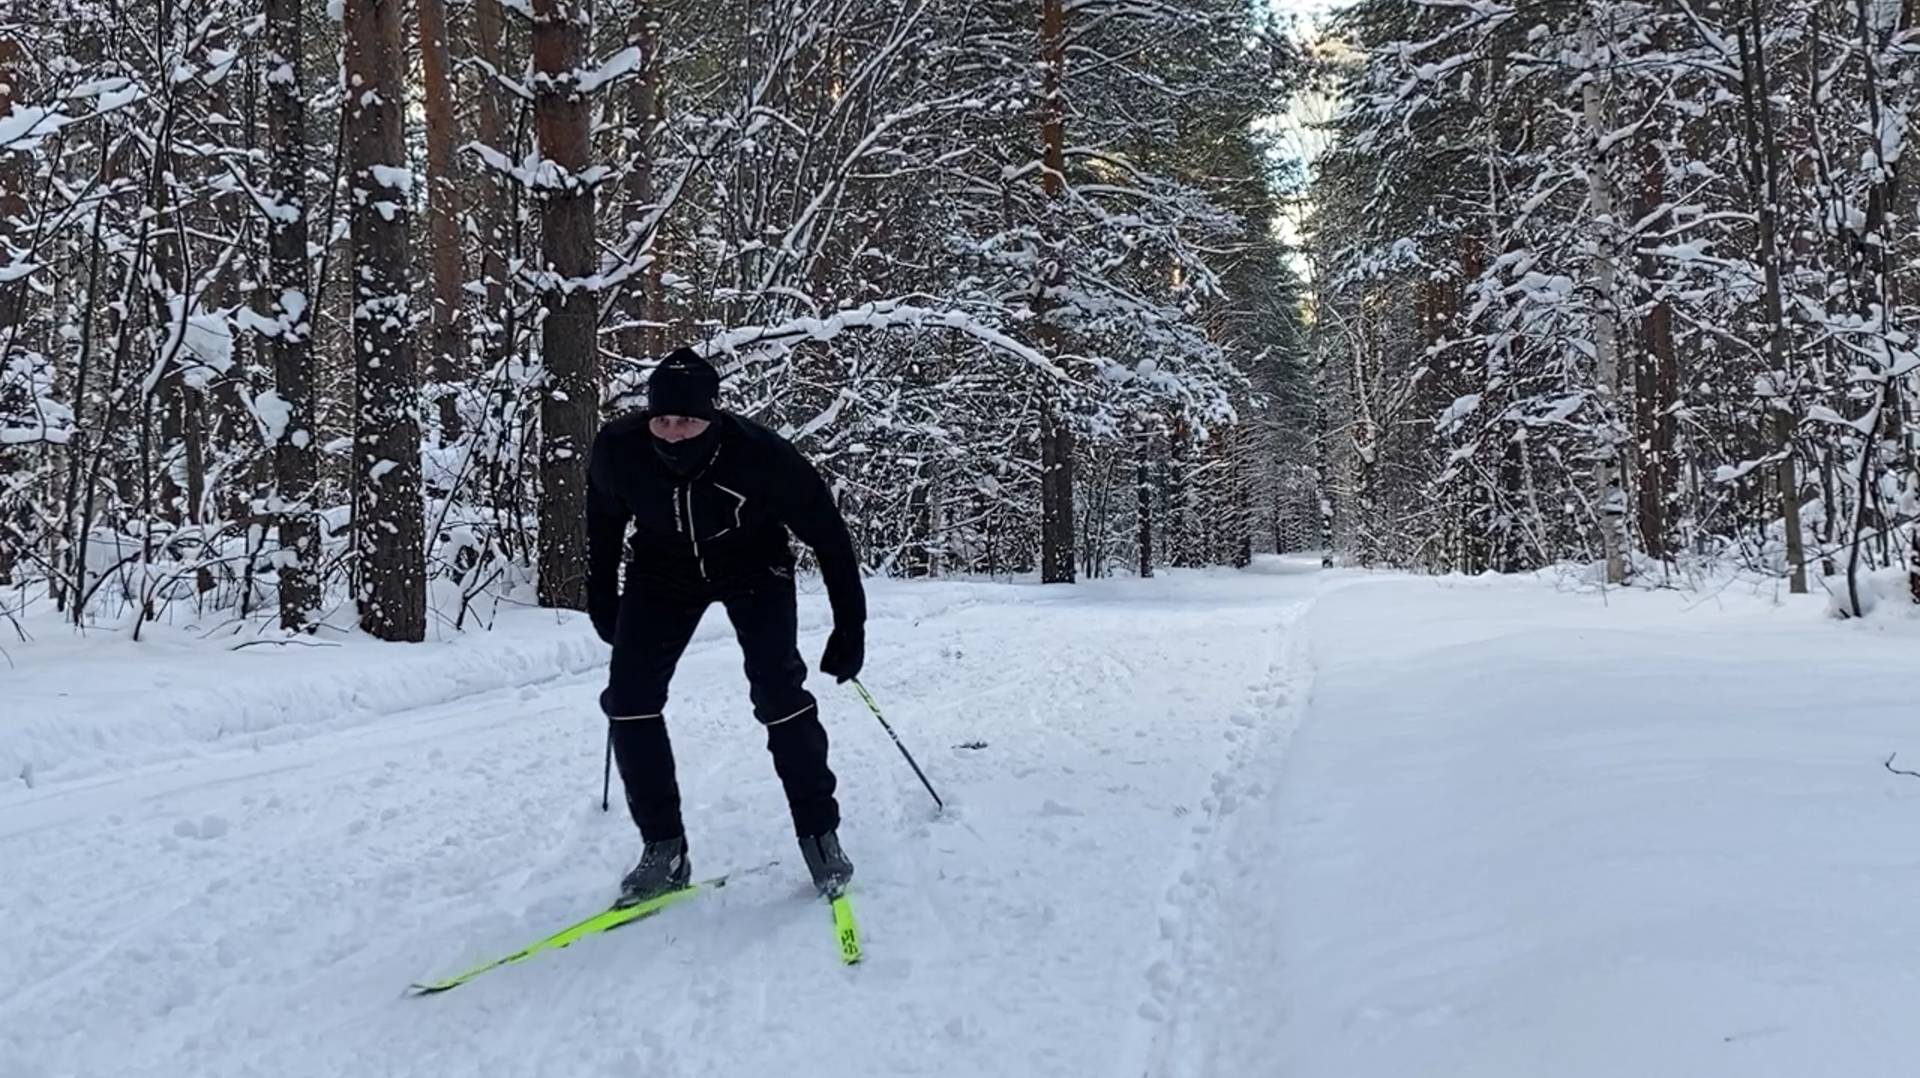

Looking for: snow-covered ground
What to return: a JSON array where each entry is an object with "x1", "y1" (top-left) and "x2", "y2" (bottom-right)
[{"x1": 3, "y1": 561, "x2": 1916, "y2": 1077}]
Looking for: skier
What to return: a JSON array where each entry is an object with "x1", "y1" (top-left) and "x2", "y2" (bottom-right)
[{"x1": 586, "y1": 347, "x2": 865, "y2": 904}]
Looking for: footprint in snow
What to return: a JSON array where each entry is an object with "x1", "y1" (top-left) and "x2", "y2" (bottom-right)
[{"x1": 1040, "y1": 799, "x2": 1082, "y2": 817}]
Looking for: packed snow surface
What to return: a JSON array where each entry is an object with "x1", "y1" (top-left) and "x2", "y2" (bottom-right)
[{"x1": 3, "y1": 560, "x2": 1916, "y2": 1076}]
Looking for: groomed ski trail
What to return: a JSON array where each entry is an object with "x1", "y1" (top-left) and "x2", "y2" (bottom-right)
[
  {"x1": 1, "y1": 565, "x2": 1335, "y2": 1078},
  {"x1": 1123, "y1": 586, "x2": 1321, "y2": 1078},
  {"x1": 1135, "y1": 577, "x2": 1920, "y2": 1078}
]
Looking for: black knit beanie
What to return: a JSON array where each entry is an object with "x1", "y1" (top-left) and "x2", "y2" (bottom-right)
[{"x1": 647, "y1": 347, "x2": 720, "y2": 420}]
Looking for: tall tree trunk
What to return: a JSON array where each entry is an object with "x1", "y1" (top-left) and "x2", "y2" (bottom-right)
[
  {"x1": 0, "y1": 30, "x2": 23, "y2": 334},
  {"x1": 0, "y1": 28, "x2": 26, "y2": 584},
  {"x1": 1350, "y1": 298, "x2": 1381, "y2": 568},
  {"x1": 145, "y1": 92, "x2": 195, "y2": 540},
  {"x1": 533, "y1": 0, "x2": 599, "y2": 612},
  {"x1": 1910, "y1": 521, "x2": 1920, "y2": 605},
  {"x1": 1634, "y1": 141, "x2": 1678, "y2": 562},
  {"x1": 202, "y1": 21, "x2": 266, "y2": 557},
  {"x1": 1737, "y1": 0, "x2": 1808, "y2": 593},
  {"x1": 419, "y1": 0, "x2": 467, "y2": 442},
  {"x1": 905, "y1": 465, "x2": 930, "y2": 577},
  {"x1": 344, "y1": 0, "x2": 427, "y2": 642},
  {"x1": 1230, "y1": 422, "x2": 1253, "y2": 569},
  {"x1": 1169, "y1": 419, "x2": 1197, "y2": 568},
  {"x1": 470, "y1": 0, "x2": 512, "y2": 335},
  {"x1": 620, "y1": 0, "x2": 664, "y2": 361},
  {"x1": 126, "y1": 18, "x2": 185, "y2": 576},
  {"x1": 181, "y1": 386, "x2": 207, "y2": 527},
  {"x1": 1581, "y1": 20, "x2": 1628, "y2": 584},
  {"x1": 1136, "y1": 426, "x2": 1154, "y2": 578},
  {"x1": 265, "y1": 0, "x2": 320, "y2": 630},
  {"x1": 1036, "y1": 0, "x2": 1075, "y2": 584},
  {"x1": 1840, "y1": 0, "x2": 1906, "y2": 615}
]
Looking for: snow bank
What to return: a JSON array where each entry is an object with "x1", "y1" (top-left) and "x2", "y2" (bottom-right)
[
  {"x1": 1821, "y1": 566, "x2": 1919, "y2": 621},
  {"x1": 0, "y1": 575, "x2": 1055, "y2": 791},
  {"x1": 2, "y1": 608, "x2": 608, "y2": 789}
]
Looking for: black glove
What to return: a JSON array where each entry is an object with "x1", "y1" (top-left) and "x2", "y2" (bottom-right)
[
  {"x1": 819, "y1": 627, "x2": 864, "y2": 683},
  {"x1": 589, "y1": 596, "x2": 618, "y2": 646}
]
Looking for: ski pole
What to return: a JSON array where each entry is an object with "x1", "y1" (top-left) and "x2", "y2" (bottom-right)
[
  {"x1": 850, "y1": 679, "x2": 944, "y2": 812},
  {"x1": 601, "y1": 728, "x2": 613, "y2": 813}
]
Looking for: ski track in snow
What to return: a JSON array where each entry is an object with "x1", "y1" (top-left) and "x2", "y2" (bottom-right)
[
  {"x1": 1151, "y1": 575, "x2": 1920, "y2": 1078},
  {"x1": 0, "y1": 563, "x2": 1334, "y2": 1078},
  {"x1": 1127, "y1": 590, "x2": 1318, "y2": 1078},
  {"x1": 10, "y1": 564, "x2": 1916, "y2": 1078}
]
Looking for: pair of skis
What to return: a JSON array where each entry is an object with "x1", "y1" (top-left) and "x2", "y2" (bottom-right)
[
  {"x1": 410, "y1": 682, "x2": 929, "y2": 996},
  {"x1": 407, "y1": 868, "x2": 861, "y2": 996}
]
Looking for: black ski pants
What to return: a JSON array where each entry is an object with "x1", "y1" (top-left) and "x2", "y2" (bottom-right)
[{"x1": 599, "y1": 568, "x2": 838, "y2": 843}]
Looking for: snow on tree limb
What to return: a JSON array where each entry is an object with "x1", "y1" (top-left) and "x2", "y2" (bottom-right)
[{"x1": 705, "y1": 302, "x2": 1070, "y2": 380}]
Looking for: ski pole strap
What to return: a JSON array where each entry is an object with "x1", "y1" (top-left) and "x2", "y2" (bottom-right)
[{"x1": 851, "y1": 679, "x2": 945, "y2": 812}]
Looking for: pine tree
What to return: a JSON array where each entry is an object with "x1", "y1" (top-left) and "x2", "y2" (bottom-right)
[
  {"x1": 532, "y1": 0, "x2": 599, "y2": 612},
  {"x1": 344, "y1": 0, "x2": 427, "y2": 641},
  {"x1": 264, "y1": 0, "x2": 320, "y2": 631}
]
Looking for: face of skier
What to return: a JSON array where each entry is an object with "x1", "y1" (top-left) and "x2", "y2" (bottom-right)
[{"x1": 649, "y1": 415, "x2": 712, "y2": 443}]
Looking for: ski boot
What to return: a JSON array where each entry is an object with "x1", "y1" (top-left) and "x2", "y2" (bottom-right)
[
  {"x1": 798, "y1": 830, "x2": 854, "y2": 896},
  {"x1": 616, "y1": 835, "x2": 691, "y2": 907}
]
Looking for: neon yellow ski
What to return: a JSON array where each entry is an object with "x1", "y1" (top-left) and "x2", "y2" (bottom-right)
[
  {"x1": 409, "y1": 869, "x2": 753, "y2": 996},
  {"x1": 830, "y1": 890, "x2": 862, "y2": 965}
]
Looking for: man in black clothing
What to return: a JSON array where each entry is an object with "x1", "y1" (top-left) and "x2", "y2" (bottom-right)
[{"x1": 586, "y1": 347, "x2": 865, "y2": 903}]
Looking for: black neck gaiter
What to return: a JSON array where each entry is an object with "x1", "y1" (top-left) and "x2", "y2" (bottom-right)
[{"x1": 652, "y1": 422, "x2": 721, "y2": 478}]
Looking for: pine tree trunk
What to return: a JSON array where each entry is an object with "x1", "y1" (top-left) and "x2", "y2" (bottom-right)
[
  {"x1": 1232, "y1": 423, "x2": 1253, "y2": 569},
  {"x1": 470, "y1": 0, "x2": 511, "y2": 332},
  {"x1": 145, "y1": 96, "x2": 194, "y2": 539},
  {"x1": 0, "y1": 30, "x2": 22, "y2": 335},
  {"x1": 928, "y1": 459, "x2": 945, "y2": 577},
  {"x1": 1136, "y1": 426, "x2": 1154, "y2": 578},
  {"x1": 1036, "y1": 0, "x2": 1075, "y2": 584},
  {"x1": 620, "y1": 0, "x2": 663, "y2": 361},
  {"x1": 1169, "y1": 420, "x2": 1196, "y2": 568},
  {"x1": 344, "y1": 0, "x2": 427, "y2": 642},
  {"x1": 1634, "y1": 142, "x2": 1678, "y2": 562},
  {"x1": 182, "y1": 387, "x2": 207, "y2": 527},
  {"x1": 1497, "y1": 435, "x2": 1524, "y2": 571},
  {"x1": 1581, "y1": 21, "x2": 1628, "y2": 584},
  {"x1": 419, "y1": 0, "x2": 467, "y2": 442},
  {"x1": 0, "y1": 29, "x2": 25, "y2": 584},
  {"x1": 1350, "y1": 301, "x2": 1380, "y2": 569},
  {"x1": 1737, "y1": 0, "x2": 1807, "y2": 594},
  {"x1": 906, "y1": 467, "x2": 930, "y2": 578},
  {"x1": 200, "y1": 27, "x2": 263, "y2": 561},
  {"x1": 1311, "y1": 370, "x2": 1336, "y2": 567},
  {"x1": 265, "y1": 0, "x2": 320, "y2": 631},
  {"x1": 0, "y1": 33, "x2": 21, "y2": 584},
  {"x1": 1840, "y1": 0, "x2": 1905, "y2": 616},
  {"x1": 1909, "y1": 524, "x2": 1919, "y2": 605},
  {"x1": 533, "y1": 0, "x2": 599, "y2": 612}
]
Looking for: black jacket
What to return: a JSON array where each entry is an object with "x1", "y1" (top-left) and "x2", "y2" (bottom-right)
[{"x1": 586, "y1": 411, "x2": 866, "y2": 630}]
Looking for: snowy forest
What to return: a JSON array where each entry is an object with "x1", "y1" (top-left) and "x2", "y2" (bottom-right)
[
  {"x1": 7, "y1": 0, "x2": 1920, "y2": 646},
  {"x1": 1310, "y1": 0, "x2": 1920, "y2": 612},
  {"x1": 0, "y1": 0, "x2": 1301, "y2": 640},
  {"x1": 10, "y1": 3, "x2": 1920, "y2": 1070}
]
